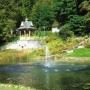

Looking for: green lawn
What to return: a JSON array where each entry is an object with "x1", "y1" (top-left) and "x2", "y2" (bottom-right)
[{"x1": 65, "y1": 48, "x2": 90, "y2": 57}]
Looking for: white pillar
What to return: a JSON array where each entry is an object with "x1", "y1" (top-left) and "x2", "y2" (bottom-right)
[
  {"x1": 29, "y1": 30, "x2": 30, "y2": 37},
  {"x1": 24, "y1": 30, "x2": 26, "y2": 36},
  {"x1": 20, "y1": 30, "x2": 21, "y2": 36}
]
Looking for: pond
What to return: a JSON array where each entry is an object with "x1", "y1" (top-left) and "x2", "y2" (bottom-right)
[{"x1": 0, "y1": 63, "x2": 90, "y2": 90}]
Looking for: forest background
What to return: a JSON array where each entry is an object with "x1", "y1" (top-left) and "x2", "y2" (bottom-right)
[{"x1": 0, "y1": 0, "x2": 90, "y2": 45}]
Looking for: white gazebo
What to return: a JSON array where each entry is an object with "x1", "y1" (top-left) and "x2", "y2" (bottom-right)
[{"x1": 18, "y1": 18, "x2": 36, "y2": 40}]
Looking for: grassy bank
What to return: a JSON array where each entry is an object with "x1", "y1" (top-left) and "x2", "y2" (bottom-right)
[
  {"x1": 59, "y1": 48, "x2": 90, "y2": 64},
  {"x1": 0, "y1": 49, "x2": 33, "y2": 65},
  {"x1": 65, "y1": 48, "x2": 90, "y2": 57}
]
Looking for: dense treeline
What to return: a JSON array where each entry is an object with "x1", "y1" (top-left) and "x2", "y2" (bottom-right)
[{"x1": 0, "y1": 0, "x2": 90, "y2": 45}]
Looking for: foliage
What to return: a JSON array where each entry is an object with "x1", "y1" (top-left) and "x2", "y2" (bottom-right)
[
  {"x1": 30, "y1": 0, "x2": 55, "y2": 29},
  {"x1": 0, "y1": 0, "x2": 18, "y2": 45},
  {"x1": 59, "y1": 24, "x2": 74, "y2": 40},
  {"x1": 52, "y1": 20, "x2": 59, "y2": 27},
  {"x1": 85, "y1": 42, "x2": 90, "y2": 48},
  {"x1": 67, "y1": 15, "x2": 86, "y2": 35},
  {"x1": 44, "y1": 36, "x2": 77, "y2": 55},
  {"x1": 79, "y1": 1, "x2": 90, "y2": 34},
  {"x1": 53, "y1": 0, "x2": 77, "y2": 25},
  {"x1": 53, "y1": 0, "x2": 90, "y2": 35},
  {"x1": 15, "y1": 0, "x2": 37, "y2": 17},
  {"x1": 34, "y1": 30, "x2": 59, "y2": 38}
]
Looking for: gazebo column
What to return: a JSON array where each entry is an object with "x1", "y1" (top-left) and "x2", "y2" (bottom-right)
[
  {"x1": 20, "y1": 30, "x2": 21, "y2": 36},
  {"x1": 29, "y1": 30, "x2": 30, "y2": 37},
  {"x1": 24, "y1": 30, "x2": 26, "y2": 36}
]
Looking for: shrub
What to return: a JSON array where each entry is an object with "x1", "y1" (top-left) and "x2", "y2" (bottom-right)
[
  {"x1": 85, "y1": 42, "x2": 90, "y2": 48},
  {"x1": 84, "y1": 35, "x2": 88, "y2": 39},
  {"x1": 34, "y1": 30, "x2": 59, "y2": 38},
  {"x1": 59, "y1": 24, "x2": 74, "y2": 40}
]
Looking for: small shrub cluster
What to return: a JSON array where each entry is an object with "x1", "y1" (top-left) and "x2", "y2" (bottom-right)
[
  {"x1": 44, "y1": 36, "x2": 77, "y2": 55},
  {"x1": 85, "y1": 42, "x2": 90, "y2": 48},
  {"x1": 59, "y1": 24, "x2": 74, "y2": 40},
  {"x1": 34, "y1": 30, "x2": 58, "y2": 38}
]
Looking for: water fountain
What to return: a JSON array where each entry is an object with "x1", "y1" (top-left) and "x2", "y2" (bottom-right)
[
  {"x1": 44, "y1": 46, "x2": 53, "y2": 67},
  {"x1": 43, "y1": 46, "x2": 88, "y2": 72}
]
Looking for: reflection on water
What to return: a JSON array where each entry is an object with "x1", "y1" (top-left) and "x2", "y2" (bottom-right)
[{"x1": 0, "y1": 64, "x2": 90, "y2": 90}]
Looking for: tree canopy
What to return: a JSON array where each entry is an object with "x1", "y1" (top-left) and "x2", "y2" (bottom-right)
[
  {"x1": 30, "y1": 0, "x2": 55, "y2": 29},
  {"x1": 0, "y1": 0, "x2": 90, "y2": 45}
]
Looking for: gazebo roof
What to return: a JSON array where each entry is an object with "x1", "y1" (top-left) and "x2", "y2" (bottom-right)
[{"x1": 18, "y1": 18, "x2": 36, "y2": 30}]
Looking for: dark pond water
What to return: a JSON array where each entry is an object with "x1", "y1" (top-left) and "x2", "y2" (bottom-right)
[{"x1": 0, "y1": 63, "x2": 90, "y2": 90}]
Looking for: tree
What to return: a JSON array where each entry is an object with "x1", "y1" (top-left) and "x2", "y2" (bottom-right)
[
  {"x1": 67, "y1": 15, "x2": 86, "y2": 35},
  {"x1": 0, "y1": 0, "x2": 18, "y2": 45},
  {"x1": 30, "y1": 0, "x2": 55, "y2": 29},
  {"x1": 53, "y1": 0, "x2": 77, "y2": 25},
  {"x1": 79, "y1": 0, "x2": 90, "y2": 34}
]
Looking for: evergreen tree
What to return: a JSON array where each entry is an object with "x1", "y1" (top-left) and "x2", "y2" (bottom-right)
[
  {"x1": 53, "y1": 0, "x2": 77, "y2": 25},
  {"x1": 30, "y1": 0, "x2": 55, "y2": 29},
  {"x1": 0, "y1": 0, "x2": 18, "y2": 45}
]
